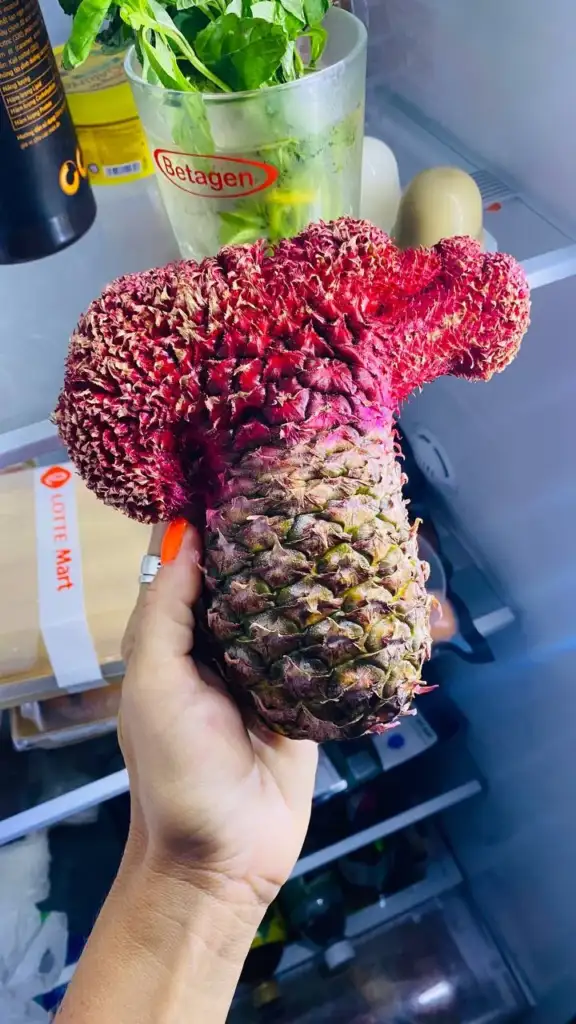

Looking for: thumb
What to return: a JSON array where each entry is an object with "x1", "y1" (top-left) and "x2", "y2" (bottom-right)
[{"x1": 135, "y1": 524, "x2": 204, "y2": 665}]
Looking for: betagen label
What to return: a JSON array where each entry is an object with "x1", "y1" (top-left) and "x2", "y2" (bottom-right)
[
  {"x1": 34, "y1": 463, "x2": 103, "y2": 688},
  {"x1": 154, "y1": 149, "x2": 278, "y2": 199}
]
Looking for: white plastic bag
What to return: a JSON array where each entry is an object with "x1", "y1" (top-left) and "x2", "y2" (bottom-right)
[
  {"x1": 0, "y1": 833, "x2": 68, "y2": 1019},
  {"x1": 0, "y1": 989, "x2": 53, "y2": 1022}
]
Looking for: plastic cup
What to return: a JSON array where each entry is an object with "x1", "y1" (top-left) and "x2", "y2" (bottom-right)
[{"x1": 125, "y1": 7, "x2": 367, "y2": 260}]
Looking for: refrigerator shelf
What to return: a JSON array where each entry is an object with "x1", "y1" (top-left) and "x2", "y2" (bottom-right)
[
  {"x1": 50, "y1": 833, "x2": 463, "y2": 999},
  {"x1": 229, "y1": 888, "x2": 525, "y2": 1023},
  {"x1": 279, "y1": 842, "x2": 463, "y2": 976},
  {"x1": 0, "y1": 769, "x2": 130, "y2": 847},
  {"x1": 0, "y1": 661, "x2": 124, "y2": 713},
  {"x1": 0, "y1": 753, "x2": 481, "y2": 849},
  {"x1": 0, "y1": 699, "x2": 482, "y2": 850},
  {"x1": 291, "y1": 778, "x2": 481, "y2": 881},
  {"x1": 368, "y1": 86, "x2": 576, "y2": 292}
]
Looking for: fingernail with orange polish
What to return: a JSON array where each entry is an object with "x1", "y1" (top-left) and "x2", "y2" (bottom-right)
[{"x1": 161, "y1": 519, "x2": 189, "y2": 564}]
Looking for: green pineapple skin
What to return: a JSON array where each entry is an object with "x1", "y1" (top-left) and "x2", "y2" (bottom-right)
[{"x1": 204, "y1": 427, "x2": 432, "y2": 743}]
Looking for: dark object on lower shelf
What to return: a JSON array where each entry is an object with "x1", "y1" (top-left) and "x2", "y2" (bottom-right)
[
  {"x1": 0, "y1": 728, "x2": 124, "y2": 822},
  {"x1": 302, "y1": 689, "x2": 482, "y2": 863},
  {"x1": 281, "y1": 871, "x2": 356, "y2": 975},
  {"x1": 40, "y1": 792, "x2": 130, "y2": 942},
  {"x1": 337, "y1": 827, "x2": 428, "y2": 911},
  {"x1": 240, "y1": 905, "x2": 288, "y2": 1020}
]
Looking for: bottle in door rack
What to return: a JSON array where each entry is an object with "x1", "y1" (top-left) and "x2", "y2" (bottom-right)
[
  {"x1": 281, "y1": 870, "x2": 356, "y2": 975},
  {"x1": 0, "y1": 0, "x2": 96, "y2": 263}
]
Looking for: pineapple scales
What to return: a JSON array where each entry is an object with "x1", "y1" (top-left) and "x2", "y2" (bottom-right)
[{"x1": 55, "y1": 219, "x2": 530, "y2": 741}]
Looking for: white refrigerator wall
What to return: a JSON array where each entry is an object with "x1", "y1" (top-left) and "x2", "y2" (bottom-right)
[
  {"x1": 0, "y1": 0, "x2": 179, "y2": 435},
  {"x1": 367, "y1": 0, "x2": 576, "y2": 227},
  {"x1": 42, "y1": 0, "x2": 71, "y2": 45},
  {"x1": 366, "y1": 0, "x2": 576, "y2": 1006}
]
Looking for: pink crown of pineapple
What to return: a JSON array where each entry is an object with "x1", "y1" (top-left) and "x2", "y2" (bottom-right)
[{"x1": 55, "y1": 219, "x2": 530, "y2": 525}]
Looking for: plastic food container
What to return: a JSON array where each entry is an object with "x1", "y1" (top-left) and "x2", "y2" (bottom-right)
[
  {"x1": 55, "y1": 41, "x2": 153, "y2": 186},
  {"x1": 125, "y1": 7, "x2": 367, "y2": 260},
  {"x1": 10, "y1": 680, "x2": 122, "y2": 750},
  {"x1": 230, "y1": 893, "x2": 524, "y2": 1023}
]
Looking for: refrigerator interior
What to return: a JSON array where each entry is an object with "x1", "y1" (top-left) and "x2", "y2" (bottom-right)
[
  {"x1": 363, "y1": 0, "x2": 576, "y2": 1020},
  {"x1": 230, "y1": 893, "x2": 525, "y2": 1024},
  {"x1": 1, "y1": 1, "x2": 576, "y2": 1021}
]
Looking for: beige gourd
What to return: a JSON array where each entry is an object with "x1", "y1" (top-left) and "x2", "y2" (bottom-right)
[{"x1": 393, "y1": 166, "x2": 484, "y2": 249}]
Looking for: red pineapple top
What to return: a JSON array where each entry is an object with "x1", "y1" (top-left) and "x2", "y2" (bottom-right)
[{"x1": 54, "y1": 218, "x2": 530, "y2": 523}]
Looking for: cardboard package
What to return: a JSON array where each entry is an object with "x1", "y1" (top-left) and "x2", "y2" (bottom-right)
[{"x1": 0, "y1": 464, "x2": 148, "y2": 709}]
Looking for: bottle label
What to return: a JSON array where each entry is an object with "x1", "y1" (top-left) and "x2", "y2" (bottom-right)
[
  {"x1": 55, "y1": 43, "x2": 154, "y2": 186},
  {"x1": 0, "y1": 0, "x2": 67, "y2": 150},
  {"x1": 34, "y1": 464, "x2": 103, "y2": 689},
  {"x1": 154, "y1": 150, "x2": 279, "y2": 200},
  {"x1": 76, "y1": 120, "x2": 153, "y2": 186}
]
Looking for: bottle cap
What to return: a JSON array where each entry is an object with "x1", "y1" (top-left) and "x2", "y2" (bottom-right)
[{"x1": 323, "y1": 940, "x2": 356, "y2": 973}]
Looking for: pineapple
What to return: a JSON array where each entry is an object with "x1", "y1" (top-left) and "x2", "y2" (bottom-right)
[{"x1": 54, "y1": 219, "x2": 530, "y2": 741}]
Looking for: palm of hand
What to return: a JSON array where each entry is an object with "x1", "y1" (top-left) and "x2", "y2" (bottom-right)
[{"x1": 120, "y1": 528, "x2": 317, "y2": 908}]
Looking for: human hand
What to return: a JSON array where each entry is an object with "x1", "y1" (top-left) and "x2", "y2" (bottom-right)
[{"x1": 120, "y1": 523, "x2": 318, "y2": 918}]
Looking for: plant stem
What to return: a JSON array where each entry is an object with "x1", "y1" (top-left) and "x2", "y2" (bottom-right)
[{"x1": 162, "y1": 26, "x2": 232, "y2": 91}]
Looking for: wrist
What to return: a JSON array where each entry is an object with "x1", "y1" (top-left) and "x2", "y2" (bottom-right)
[
  {"x1": 110, "y1": 856, "x2": 260, "y2": 1020},
  {"x1": 123, "y1": 825, "x2": 279, "y2": 924},
  {"x1": 57, "y1": 842, "x2": 260, "y2": 1024},
  {"x1": 132, "y1": 855, "x2": 267, "y2": 954}
]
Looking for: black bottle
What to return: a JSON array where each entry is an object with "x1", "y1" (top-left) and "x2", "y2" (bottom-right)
[{"x1": 0, "y1": 0, "x2": 96, "y2": 263}]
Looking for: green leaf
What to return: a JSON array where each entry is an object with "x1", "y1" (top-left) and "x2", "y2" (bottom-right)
[
  {"x1": 174, "y1": 0, "x2": 221, "y2": 12},
  {"x1": 195, "y1": 13, "x2": 288, "y2": 90},
  {"x1": 97, "y1": 9, "x2": 133, "y2": 50},
  {"x1": 280, "y1": 37, "x2": 296, "y2": 80},
  {"x1": 303, "y1": 0, "x2": 328, "y2": 25},
  {"x1": 278, "y1": 0, "x2": 304, "y2": 22},
  {"x1": 267, "y1": 0, "x2": 302, "y2": 41},
  {"x1": 140, "y1": 30, "x2": 194, "y2": 88},
  {"x1": 250, "y1": 0, "x2": 275, "y2": 21},
  {"x1": 148, "y1": 0, "x2": 182, "y2": 30},
  {"x1": 118, "y1": 0, "x2": 149, "y2": 33},
  {"x1": 119, "y1": 0, "x2": 232, "y2": 91},
  {"x1": 306, "y1": 22, "x2": 327, "y2": 63},
  {"x1": 173, "y1": 6, "x2": 211, "y2": 39},
  {"x1": 219, "y1": 208, "x2": 267, "y2": 245},
  {"x1": 63, "y1": 0, "x2": 114, "y2": 67},
  {"x1": 227, "y1": 0, "x2": 252, "y2": 13},
  {"x1": 58, "y1": 0, "x2": 82, "y2": 17}
]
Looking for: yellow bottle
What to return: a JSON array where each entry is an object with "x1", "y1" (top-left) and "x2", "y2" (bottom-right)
[{"x1": 54, "y1": 42, "x2": 153, "y2": 187}]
